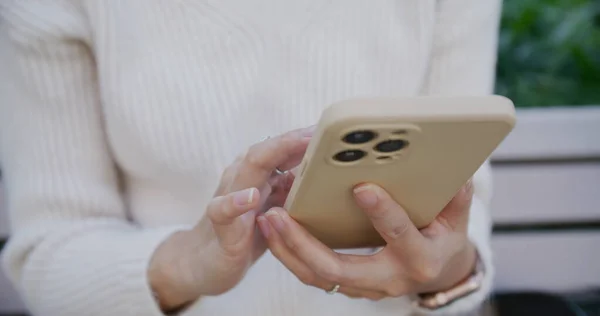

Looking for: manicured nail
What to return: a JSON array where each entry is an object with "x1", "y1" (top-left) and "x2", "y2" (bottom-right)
[
  {"x1": 353, "y1": 185, "x2": 378, "y2": 208},
  {"x1": 234, "y1": 188, "x2": 255, "y2": 206},
  {"x1": 257, "y1": 216, "x2": 270, "y2": 238},
  {"x1": 265, "y1": 210, "x2": 285, "y2": 231}
]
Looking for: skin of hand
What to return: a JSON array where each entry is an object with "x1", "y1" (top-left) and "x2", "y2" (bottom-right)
[
  {"x1": 257, "y1": 180, "x2": 477, "y2": 300},
  {"x1": 148, "y1": 126, "x2": 315, "y2": 311}
]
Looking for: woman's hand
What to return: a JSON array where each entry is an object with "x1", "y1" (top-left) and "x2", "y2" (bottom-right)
[
  {"x1": 257, "y1": 180, "x2": 477, "y2": 300},
  {"x1": 149, "y1": 127, "x2": 313, "y2": 310}
]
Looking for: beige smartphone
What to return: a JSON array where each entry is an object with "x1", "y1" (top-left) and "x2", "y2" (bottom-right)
[{"x1": 284, "y1": 96, "x2": 516, "y2": 249}]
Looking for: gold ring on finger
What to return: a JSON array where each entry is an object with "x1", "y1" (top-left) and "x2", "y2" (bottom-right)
[{"x1": 326, "y1": 284, "x2": 340, "y2": 295}]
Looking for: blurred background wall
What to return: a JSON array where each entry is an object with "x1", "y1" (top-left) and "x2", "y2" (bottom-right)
[{"x1": 1, "y1": 0, "x2": 599, "y2": 314}]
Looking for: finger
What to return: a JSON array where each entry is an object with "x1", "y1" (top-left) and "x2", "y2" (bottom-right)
[
  {"x1": 295, "y1": 124, "x2": 317, "y2": 139},
  {"x1": 257, "y1": 216, "x2": 387, "y2": 300},
  {"x1": 435, "y1": 179, "x2": 474, "y2": 232},
  {"x1": 207, "y1": 188, "x2": 260, "y2": 247},
  {"x1": 265, "y1": 172, "x2": 296, "y2": 208},
  {"x1": 229, "y1": 127, "x2": 313, "y2": 192},
  {"x1": 257, "y1": 215, "x2": 330, "y2": 289},
  {"x1": 353, "y1": 184, "x2": 426, "y2": 251},
  {"x1": 337, "y1": 287, "x2": 387, "y2": 301},
  {"x1": 263, "y1": 208, "x2": 391, "y2": 290},
  {"x1": 265, "y1": 127, "x2": 314, "y2": 172}
]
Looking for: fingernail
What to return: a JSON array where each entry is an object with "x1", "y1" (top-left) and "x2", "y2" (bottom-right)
[
  {"x1": 353, "y1": 185, "x2": 378, "y2": 208},
  {"x1": 234, "y1": 188, "x2": 255, "y2": 206},
  {"x1": 265, "y1": 209, "x2": 285, "y2": 231},
  {"x1": 257, "y1": 216, "x2": 270, "y2": 238}
]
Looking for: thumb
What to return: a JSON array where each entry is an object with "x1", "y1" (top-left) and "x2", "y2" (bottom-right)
[
  {"x1": 206, "y1": 188, "x2": 261, "y2": 247},
  {"x1": 436, "y1": 179, "x2": 474, "y2": 232}
]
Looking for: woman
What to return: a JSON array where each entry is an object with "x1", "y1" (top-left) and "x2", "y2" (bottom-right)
[{"x1": 0, "y1": 0, "x2": 500, "y2": 315}]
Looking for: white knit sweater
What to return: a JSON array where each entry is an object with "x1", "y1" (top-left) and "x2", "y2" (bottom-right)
[{"x1": 0, "y1": 1, "x2": 501, "y2": 315}]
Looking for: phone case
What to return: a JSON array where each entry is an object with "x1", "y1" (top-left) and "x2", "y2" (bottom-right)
[{"x1": 284, "y1": 96, "x2": 516, "y2": 249}]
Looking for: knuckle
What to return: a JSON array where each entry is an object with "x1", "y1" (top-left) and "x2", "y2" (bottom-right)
[
  {"x1": 413, "y1": 262, "x2": 443, "y2": 284},
  {"x1": 216, "y1": 243, "x2": 250, "y2": 265},
  {"x1": 207, "y1": 196, "x2": 232, "y2": 224},
  {"x1": 283, "y1": 237, "x2": 300, "y2": 253},
  {"x1": 243, "y1": 148, "x2": 268, "y2": 170},
  {"x1": 206, "y1": 198, "x2": 222, "y2": 222},
  {"x1": 276, "y1": 133, "x2": 299, "y2": 153},
  {"x1": 267, "y1": 242, "x2": 286, "y2": 258},
  {"x1": 219, "y1": 238, "x2": 250, "y2": 257},
  {"x1": 297, "y1": 272, "x2": 318, "y2": 287},
  {"x1": 317, "y1": 262, "x2": 344, "y2": 283},
  {"x1": 383, "y1": 221, "x2": 411, "y2": 240},
  {"x1": 367, "y1": 206, "x2": 387, "y2": 220}
]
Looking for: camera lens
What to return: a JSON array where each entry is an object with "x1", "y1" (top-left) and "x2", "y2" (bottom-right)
[
  {"x1": 374, "y1": 139, "x2": 408, "y2": 153},
  {"x1": 342, "y1": 130, "x2": 376, "y2": 144},
  {"x1": 333, "y1": 150, "x2": 366, "y2": 163}
]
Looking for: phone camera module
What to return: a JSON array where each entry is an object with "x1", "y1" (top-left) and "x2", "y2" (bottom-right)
[
  {"x1": 342, "y1": 130, "x2": 377, "y2": 144},
  {"x1": 374, "y1": 139, "x2": 408, "y2": 153},
  {"x1": 333, "y1": 150, "x2": 367, "y2": 163}
]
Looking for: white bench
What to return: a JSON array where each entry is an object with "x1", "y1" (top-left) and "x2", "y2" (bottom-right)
[
  {"x1": 1, "y1": 106, "x2": 599, "y2": 313},
  {"x1": 490, "y1": 106, "x2": 600, "y2": 292}
]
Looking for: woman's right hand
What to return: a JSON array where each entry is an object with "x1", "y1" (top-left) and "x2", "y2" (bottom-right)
[{"x1": 149, "y1": 127, "x2": 314, "y2": 311}]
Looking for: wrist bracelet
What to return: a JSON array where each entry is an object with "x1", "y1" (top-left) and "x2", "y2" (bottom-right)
[{"x1": 415, "y1": 251, "x2": 485, "y2": 310}]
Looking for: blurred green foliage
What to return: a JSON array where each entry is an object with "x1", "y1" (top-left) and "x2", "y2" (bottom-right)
[{"x1": 495, "y1": 0, "x2": 600, "y2": 107}]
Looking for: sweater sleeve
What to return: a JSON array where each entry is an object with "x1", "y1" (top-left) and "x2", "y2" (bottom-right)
[
  {"x1": 411, "y1": 0, "x2": 502, "y2": 314},
  {"x1": 0, "y1": 2, "x2": 184, "y2": 315}
]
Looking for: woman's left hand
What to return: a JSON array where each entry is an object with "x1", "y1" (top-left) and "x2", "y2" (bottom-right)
[{"x1": 256, "y1": 180, "x2": 477, "y2": 300}]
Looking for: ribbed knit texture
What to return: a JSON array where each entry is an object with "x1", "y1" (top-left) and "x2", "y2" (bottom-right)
[{"x1": 0, "y1": 0, "x2": 501, "y2": 315}]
